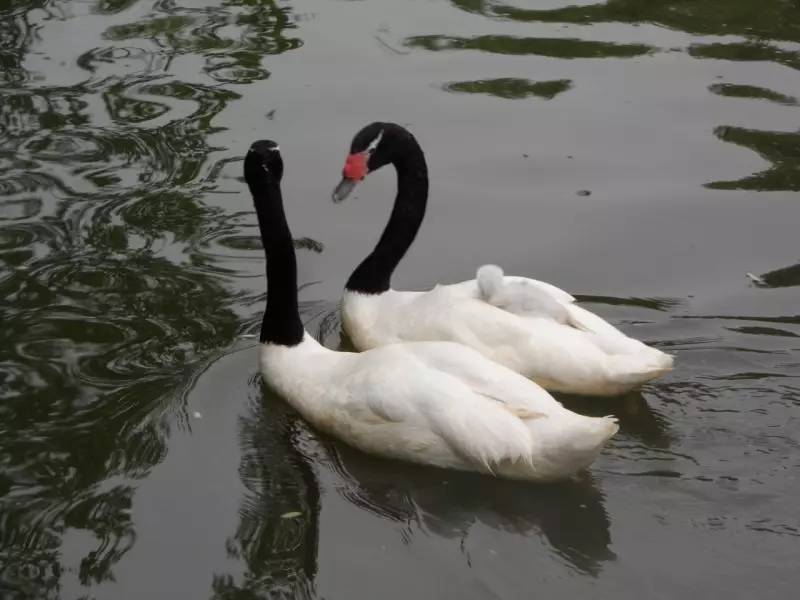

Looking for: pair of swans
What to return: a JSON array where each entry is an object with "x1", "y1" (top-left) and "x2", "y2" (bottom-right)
[{"x1": 246, "y1": 124, "x2": 672, "y2": 482}]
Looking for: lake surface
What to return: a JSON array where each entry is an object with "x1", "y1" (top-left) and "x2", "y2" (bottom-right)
[{"x1": 1, "y1": 0, "x2": 799, "y2": 598}]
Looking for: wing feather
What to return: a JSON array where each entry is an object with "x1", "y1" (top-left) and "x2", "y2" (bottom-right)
[{"x1": 477, "y1": 265, "x2": 572, "y2": 321}]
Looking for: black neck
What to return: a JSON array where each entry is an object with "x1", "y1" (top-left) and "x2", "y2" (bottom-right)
[
  {"x1": 250, "y1": 178, "x2": 304, "y2": 346},
  {"x1": 346, "y1": 137, "x2": 428, "y2": 294}
]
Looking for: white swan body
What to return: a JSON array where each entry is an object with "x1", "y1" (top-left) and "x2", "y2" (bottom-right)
[
  {"x1": 333, "y1": 122, "x2": 673, "y2": 396},
  {"x1": 342, "y1": 267, "x2": 673, "y2": 397},
  {"x1": 245, "y1": 139, "x2": 617, "y2": 481},
  {"x1": 261, "y1": 334, "x2": 619, "y2": 481}
]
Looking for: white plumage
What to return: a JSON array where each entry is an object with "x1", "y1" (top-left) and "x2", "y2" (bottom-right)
[
  {"x1": 334, "y1": 122, "x2": 674, "y2": 397},
  {"x1": 247, "y1": 139, "x2": 618, "y2": 482},
  {"x1": 261, "y1": 335, "x2": 619, "y2": 481},
  {"x1": 343, "y1": 265, "x2": 673, "y2": 397}
]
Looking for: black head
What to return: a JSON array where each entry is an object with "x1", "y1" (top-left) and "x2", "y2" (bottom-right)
[
  {"x1": 332, "y1": 122, "x2": 415, "y2": 202},
  {"x1": 350, "y1": 122, "x2": 395, "y2": 173},
  {"x1": 244, "y1": 140, "x2": 283, "y2": 191}
]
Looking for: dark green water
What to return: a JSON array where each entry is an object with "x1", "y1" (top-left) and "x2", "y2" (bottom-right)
[{"x1": 1, "y1": 1, "x2": 798, "y2": 598}]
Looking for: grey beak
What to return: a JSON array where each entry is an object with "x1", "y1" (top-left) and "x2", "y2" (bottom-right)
[{"x1": 332, "y1": 177, "x2": 358, "y2": 203}]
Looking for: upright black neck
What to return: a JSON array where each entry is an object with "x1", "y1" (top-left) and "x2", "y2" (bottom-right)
[
  {"x1": 346, "y1": 137, "x2": 428, "y2": 294},
  {"x1": 251, "y1": 178, "x2": 304, "y2": 346}
]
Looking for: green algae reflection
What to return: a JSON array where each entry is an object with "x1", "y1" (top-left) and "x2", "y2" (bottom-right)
[
  {"x1": 407, "y1": 34, "x2": 654, "y2": 59},
  {"x1": 708, "y1": 126, "x2": 800, "y2": 191},
  {"x1": 445, "y1": 78, "x2": 573, "y2": 100}
]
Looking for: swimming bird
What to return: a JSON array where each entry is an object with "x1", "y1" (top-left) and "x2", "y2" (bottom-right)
[
  {"x1": 331, "y1": 122, "x2": 673, "y2": 396},
  {"x1": 246, "y1": 139, "x2": 618, "y2": 481}
]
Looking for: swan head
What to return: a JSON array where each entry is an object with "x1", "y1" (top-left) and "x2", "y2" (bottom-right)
[
  {"x1": 332, "y1": 122, "x2": 410, "y2": 203},
  {"x1": 244, "y1": 140, "x2": 283, "y2": 190}
]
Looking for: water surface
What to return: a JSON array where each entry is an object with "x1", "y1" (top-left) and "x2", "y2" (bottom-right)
[{"x1": 1, "y1": 0, "x2": 799, "y2": 598}]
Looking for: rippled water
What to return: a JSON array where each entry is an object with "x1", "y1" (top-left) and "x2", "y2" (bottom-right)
[{"x1": 1, "y1": 0, "x2": 798, "y2": 598}]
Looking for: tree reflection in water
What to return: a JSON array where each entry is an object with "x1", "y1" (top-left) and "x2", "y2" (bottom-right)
[{"x1": 0, "y1": 0, "x2": 302, "y2": 596}]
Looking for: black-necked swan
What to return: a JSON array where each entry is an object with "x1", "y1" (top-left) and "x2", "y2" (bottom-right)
[
  {"x1": 331, "y1": 122, "x2": 673, "y2": 397},
  {"x1": 245, "y1": 139, "x2": 618, "y2": 481}
]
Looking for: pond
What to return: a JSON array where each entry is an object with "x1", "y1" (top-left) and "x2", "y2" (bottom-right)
[{"x1": 1, "y1": 0, "x2": 798, "y2": 598}]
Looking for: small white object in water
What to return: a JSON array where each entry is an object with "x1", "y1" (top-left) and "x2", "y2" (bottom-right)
[{"x1": 192, "y1": 411, "x2": 202, "y2": 419}]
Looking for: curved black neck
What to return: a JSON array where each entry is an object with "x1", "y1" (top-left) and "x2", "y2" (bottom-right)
[
  {"x1": 345, "y1": 137, "x2": 429, "y2": 295},
  {"x1": 250, "y1": 178, "x2": 304, "y2": 346}
]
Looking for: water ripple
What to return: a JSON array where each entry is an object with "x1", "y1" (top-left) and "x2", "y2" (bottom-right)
[
  {"x1": 0, "y1": 0, "x2": 305, "y2": 594},
  {"x1": 2, "y1": 0, "x2": 800, "y2": 596}
]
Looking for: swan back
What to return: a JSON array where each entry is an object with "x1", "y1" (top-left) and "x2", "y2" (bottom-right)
[{"x1": 260, "y1": 337, "x2": 617, "y2": 481}]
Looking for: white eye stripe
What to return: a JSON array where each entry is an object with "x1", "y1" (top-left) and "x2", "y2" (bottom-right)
[
  {"x1": 247, "y1": 144, "x2": 280, "y2": 154},
  {"x1": 366, "y1": 130, "x2": 383, "y2": 153}
]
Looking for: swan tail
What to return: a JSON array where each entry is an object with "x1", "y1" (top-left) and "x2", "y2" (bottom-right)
[
  {"x1": 426, "y1": 385, "x2": 618, "y2": 480},
  {"x1": 476, "y1": 264, "x2": 504, "y2": 300},
  {"x1": 500, "y1": 413, "x2": 618, "y2": 480},
  {"x1": 425, "y1": 395, "x2": 533, "y2": 473},
  {"x1": 568, "y1": 304, "x2": 675, "y2": 388},
  {"x1": 562, "y1": 414, "x2": 618, "y2": 473},
  {"x1": 606, "y1": 352, "x2": 674, "y2": 388},
  {"x1": 578, "y1": 415, "x2": 620, "y2": 451},
  {"x1": 582, "y1": 415, "x2": 620, "y2": 456}
]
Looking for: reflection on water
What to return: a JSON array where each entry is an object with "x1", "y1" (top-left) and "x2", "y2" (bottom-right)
[
  {"x1": 688, "y1": 41, "x2": 800, "y2": 72},
  {"x1": 750, "y1": 262, "x2": 800, "y2": 289},
  {"x1": 407, "y1": 34, "x2": 654, "y2": 58},
  {"x1": 709, "y1": 83, "x2": 798, "y2": 106},
  {"x1": 212, "y1": 385, "x2": 319, "y2": 599},
  {"x1": 449, "y1": 0, "x2": 800, "y2": 42},
  {"x1": 102, "y1": 1, "x2": 300, "y2": 84},
  {"x1": 2, "y1": 0, "x2": 800, "y2": 597},
  {"x1": 708, "y1": 126, "x2": 800, "y2": 191},
  {"x1": 444, "y1": 78, "x2": 572, "y2": 100},
  {"x1": 0, "y1": 0, "x2": 301, "y2": 596},
  {"x1": 330, "y1": 446, "x2": 614, "y2": 576},
  {"x1": 432, "y1": 0, "x2": 800, "y2": 194}
]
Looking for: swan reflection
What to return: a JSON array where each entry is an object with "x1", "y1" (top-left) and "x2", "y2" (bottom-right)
[
  {"x1": 219, "y1": 379, "x2": 615, "y2": 596},
  {"x1": 212, "y1": 384, "x2": 320, "y2": 599},
  {"x1": 328, "y1": 442, "x2": 615, "y2": 576}
]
